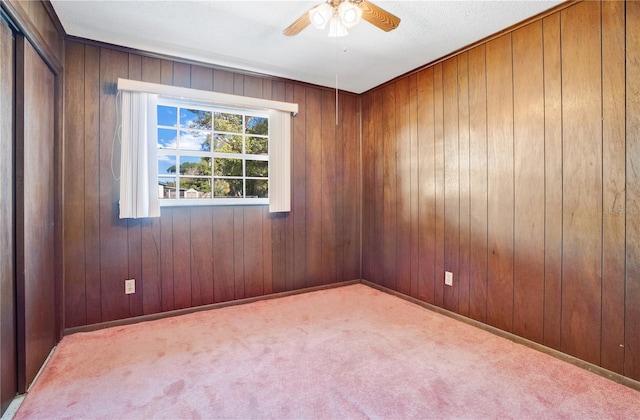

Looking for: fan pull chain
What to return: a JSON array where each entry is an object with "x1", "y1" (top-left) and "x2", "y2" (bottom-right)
[{"x1": 335, "y1": 73, "x2": 339, "y2": 125}]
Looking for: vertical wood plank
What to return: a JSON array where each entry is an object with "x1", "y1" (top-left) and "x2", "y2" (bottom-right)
[
  {"x1": 468, "y1": 45, "x2": 488, "y2": 323},
  {"x1": 626, "y1": 0, "x2": 640, "y2": 381},
  {"x1": 434, "y1": 63, "x2": 445, "y2": 308},
  {"x1": 233, "y1": 208, "x2": 245, "y2": 300},
  {"x1": 63, "y1": 41, "x2": 86, "y2": 328},
  {"x1": 485, "y1": 33, "x2": 514, "y2": 332},
  {"x1": 84, "y1": 44, "x2": 102, "y2": 325},
  {"x1": 443, "y1": 57, "x2": 459, "y2": 313},
  {"x1": 172, "y1": 209, "x2": 192, "y2": 309},
  {"x1": 321, "y1": 89, "x2": 337, "y2": 285},
  {"x1": 190, "y1": 208, "x2": 214, "y2": 306},
  {"x1": 383, "y1": 83, "x2": 397, "y2": 290},
  {"x1": 342, "y1": 93, "x2": 361, "y2": 281},
  {"x1": 457, "y1": 52, "x2": 471, "y2": 317},
  {"x1": 417, "y1": 67, "x2": 436, "y2": 304},
  {"x1": 160, "y1": 208, "x2": 174, "y2": 311},
  {"x1": 305, "y1": 87, "x2": 323, "y2": 287},
  {"x1": 140, "y1": 218, "x2": 162, "y2": 315},
  {"x1": 98, "y1": 48, "x2": 130, "y2": 322},
  {"x1": 212, "y1": 207, "x2": 235, "y2": 303},
  {"x1": 371, "y1": 89, "x2": 384, "y2": 286},
  {"x1": 561, "y1": 1, "x2": 602, "y2": 365},
  {"x1": 233, "y1": 74, "x2": 244, "y2": 96},
  {"x1": 262, "y1": 206, "x2": 273, "y2": 295},
  {"x1": 409, "y1": 73, "x2": 419, "y2": 298},
  {"x1": 160, "y1": 60, "x2": 173, "y2": 85},
  {"x1": 542, "y1": 13, "x2": 563, "y2": 351},
  {"x1": 292, "y1": 84, "x2": 307, "y2": 290},
  {"x1": 361, "y1": 93, "x2": 374, "y2": 282},
  {"x1": 213, "y1": 69, "x2": 234, "y2": 94},
  {"x1": 395, "y1": 76, "x2": 412, "y2": 296},
  {"x1": 190, "y1": 65, "x2": 213, "y2": 91},
  {"x1": 512, "y1": 21, "x2": 545, "y2": 344},
  {"x1": 172, "y1": 62, "x2": 190, "y2": 88},
  {"x1": 335, "y1": 93, "x2": 346, "y2": 282},
  {"x1": 244, "y1": 75, "x2": 263, "y2": 98},
  {"x1": 600, "y1": 0, "x2": 625, "y2": 375},
  {"x1": 244, "y1": 206, "x2": 264, "y2": 298}
]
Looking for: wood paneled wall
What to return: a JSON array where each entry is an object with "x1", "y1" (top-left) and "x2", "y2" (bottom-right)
[
  {"x1": 362, "y1": 0, "x2": 640, "y2": 381},
  {"x1": 62, "y1": 40, "x2": 361, "y2": 328}
]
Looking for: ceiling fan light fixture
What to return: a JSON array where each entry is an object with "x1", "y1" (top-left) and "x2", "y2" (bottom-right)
[
  {"x1": 309, "y1": 3, "x2": 333, "y2": 29},
  {"x1": 338, "y1": 1, "x2": 362, "y2": 29},
  {"x1": 328, "y1": 15, "x2": 349, "y2": 37}
]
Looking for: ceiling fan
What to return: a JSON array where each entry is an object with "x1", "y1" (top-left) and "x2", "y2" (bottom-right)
[{"x1": 283, "y1": 0, "x2": 401, "y2": 37}]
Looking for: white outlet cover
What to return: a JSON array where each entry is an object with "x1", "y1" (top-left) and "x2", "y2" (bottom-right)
[
  {"x1": 125, "y1": 279, "x2": 135, "y2": 294},
  {"x1": 445, "y1": 271, "x2": 453, "y2": 286}
]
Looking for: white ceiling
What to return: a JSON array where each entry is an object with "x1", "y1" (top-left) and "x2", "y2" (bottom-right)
[{"x1": 50, "y1": 0, "x2": 564, "y2": 94}]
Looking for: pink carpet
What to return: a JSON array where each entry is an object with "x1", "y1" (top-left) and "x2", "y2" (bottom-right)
[{"x1": 15, "y1": 284, "x2": 640, "y2": 419}]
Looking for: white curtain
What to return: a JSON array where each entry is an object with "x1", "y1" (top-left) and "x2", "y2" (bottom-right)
[
  {"x1": 119, "y1": 91, "x2": 160, "y2": 219},
  {"x1": 268, "y1": 109, "x2": 291, "y2": 213}
]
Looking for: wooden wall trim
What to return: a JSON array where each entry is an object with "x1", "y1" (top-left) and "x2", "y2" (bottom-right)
[
  {"x1": 361, "y1": 280, "x2": 640, "y2": 393},
  {"x1": 363, "y1": 0, "x2": 580, "y2": 95},
  {"x1": 64, "y1": 280, "x2": 361, "y2": 335}
]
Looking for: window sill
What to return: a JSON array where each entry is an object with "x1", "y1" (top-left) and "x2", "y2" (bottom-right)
[{"x1": 159, "y1": 198, "x2": 269, "y2": 207}]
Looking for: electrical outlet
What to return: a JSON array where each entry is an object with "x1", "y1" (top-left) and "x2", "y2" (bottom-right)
[
  {"x1": 445, "y1": 271, "x2": 453, "y2": 286},
  {"x1": 125, "y1": 279, "x2": 135, "y2": 295}
]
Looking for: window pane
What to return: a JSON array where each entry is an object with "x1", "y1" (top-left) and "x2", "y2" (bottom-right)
[
  {"x1": 214, "y1": 112, "x2": 243, "y2": 133},
  {"x1": 159, "y1": 155, "x2": 177, "y2": 175},
  {"x1": 246, "y1": 160, "x2": 268, "y2": 177},
  {"x1": 180, "y1": 178, "x2": 211, "y2": 198},
  {"x1": 179, "y1": 156, "x2": 211, "y2": 176},
  {"x1": 214, "y1": 179, "x2": 243, "y2": 197},
  {"x1": 179, "y1": 130, "x2": 210, "y2": 151},
  {"x1": 246, "y1": 116, "x2": 268, "y2": 135},
  {"x1": 158, "y1": 129, "x2": 177, "y2": 149},
  {"x1": 246, "y1": 179, "x2": 268, "y2": 198},
  {"x1": 180, "y1": 108, "x2": 211, "y2": 129},
  {"x1": 213, "y1": 134, "x2": 243, "y2": 153},
  {"x1": 214, "y1": 158, "x2": 242, "y2": 177},
  {"x1": 246, "y1": 136, "x2": 268, "y2": 155},
  {"x1": 158, "y1": 178, "x2": 177, "y2": 198},
  {"x1": 157, "y1": 105, "x2": 177, "y2": 127}
]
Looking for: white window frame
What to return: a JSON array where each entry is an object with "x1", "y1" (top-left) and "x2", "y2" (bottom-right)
[
  {"x1": 157, "y1": 97, "x2": 269, "y2": 207},
  {"x1": 117, "y1": 78, "x2": 296, "y2": 212}
]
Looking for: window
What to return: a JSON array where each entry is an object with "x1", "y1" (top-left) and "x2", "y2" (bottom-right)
[
  {"x1": 117, "y1": 78, "x2": 295, "y2": 217},
  {"x1": 157, "y1": 99, "x2": 269, "y2": 206}
]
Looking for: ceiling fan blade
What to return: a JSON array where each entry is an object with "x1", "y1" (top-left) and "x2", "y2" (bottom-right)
[
  {"x1": 358, "y1": 0, "x2": 401, "y2": 32},
  {"x1": 283, "y1": 9, "x2": 312, "y2": 36}
]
